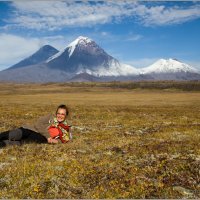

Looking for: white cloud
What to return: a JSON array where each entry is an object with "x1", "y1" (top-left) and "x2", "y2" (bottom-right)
[
  {"x1": 125, "y1": 34, "x2": 143, "y2": 41},
  {"x1": 8, "y1": 1, "x2": 124, "y2": 30},
  {"x1": 101, "y1": 31, "x2": 109, "y2": 36},
  {"x1": 0, "y1": 34, "x2": 41, "y2": 70},
  {"x1": 94, "y1": 31, "x2": 143, "y2": 43},
  {"x1": 137, "y1": 4, "x2": 200, "y2": 26},
  {"x1": 3, "y1": 1, "x2": 200, "y2": 31}
]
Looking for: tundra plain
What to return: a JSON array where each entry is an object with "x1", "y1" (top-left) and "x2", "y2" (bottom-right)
[{"x1": 0, "y1": 81, "x2": 200, "y2": 199}]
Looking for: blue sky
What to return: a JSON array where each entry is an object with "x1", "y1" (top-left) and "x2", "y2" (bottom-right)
[{"x1": 0, "y1": 1, "x2": 200, "y2": 71}]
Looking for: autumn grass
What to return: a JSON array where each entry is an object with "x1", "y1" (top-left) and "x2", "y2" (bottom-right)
[{"x1": 0, "y1": 82, "x2": 200, "y2": 198}]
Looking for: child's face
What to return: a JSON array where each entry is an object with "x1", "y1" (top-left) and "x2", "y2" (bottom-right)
[{"x1": 56, "y1": 108, "x2": 67, "y2": 123}]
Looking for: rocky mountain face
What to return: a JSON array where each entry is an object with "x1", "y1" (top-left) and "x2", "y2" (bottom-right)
[{"x1": 0, "y1": 36, "x2": 199, "y2": 82}]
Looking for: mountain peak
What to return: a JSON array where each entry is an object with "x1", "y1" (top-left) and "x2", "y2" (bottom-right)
[
  {"x1": 46, "y1": 36, "x2": 95, "y2": 63},
  {"x1": 154, "y1": 58, "x2": 184, "y2": 67},
  {"x1": 170, "y1": 58, "x2": 180, "y2": 62},
  {"x1": 68, "y1": 36, "x2": 93, "y2": 47},
  {"x1": 67, "y1": 36, "x2": 93, "y2": 57},
  {"x1": 77, "y1": 36, "x2": 92, "y2": 43},
  {"x1": 40, "y1": 44, "x2": 57, "y2": 51},
  {"x1": 167, "y1": 58, "x2": 182, "y2": 63}
]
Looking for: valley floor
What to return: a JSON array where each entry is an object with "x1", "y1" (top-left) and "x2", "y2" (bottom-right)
[{"x1": 0, "y1": 82, "x2": 199, "y2": 198}]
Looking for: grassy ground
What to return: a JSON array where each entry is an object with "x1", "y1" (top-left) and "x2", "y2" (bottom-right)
[{"x1": 0, "y1": 82, "x2": 199, "y2": 198}]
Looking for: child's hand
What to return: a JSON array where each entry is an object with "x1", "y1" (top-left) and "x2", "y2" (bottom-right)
[
  {"x1": 50, "y1": 124, "x2": 56, "y2": 127},
  {"x1": 48, "y1": 137, "x2": 58, "y2": 144}
]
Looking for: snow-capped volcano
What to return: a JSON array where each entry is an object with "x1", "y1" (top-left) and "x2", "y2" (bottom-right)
[
  {"x1": 140, "y1": 58, "x2": 199, "y2": 74},
  {"x1": 46, "y1": 36, "x2": 139, "y2": 76}
]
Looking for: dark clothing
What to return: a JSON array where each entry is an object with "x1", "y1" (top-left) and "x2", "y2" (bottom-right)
[
  {"x1": 22, "y1": 114, "x2": 54, "y2": 139},
  {"x1": 0, "y1": 127, "x2": 48, "y2": 147}
]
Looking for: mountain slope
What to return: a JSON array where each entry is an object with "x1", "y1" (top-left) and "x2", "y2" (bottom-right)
[
  {"x1": 0, "y1": 64, "x2": 70, "y2": 82},
  {"x1": 9, "y1": 45, "x2": 59, "y2": 70},
  {"x1": 68, "y1": 73, "x2": 102, "y2": 82}
]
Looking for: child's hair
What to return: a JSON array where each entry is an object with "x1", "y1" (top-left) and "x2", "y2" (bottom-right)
[{"x1": 56, "y1": 104, "x2": 69, "y2": 116}]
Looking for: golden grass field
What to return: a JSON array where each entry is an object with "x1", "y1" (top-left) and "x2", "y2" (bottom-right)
[{"x1": 0, "y1": 81, "x2": 200, "y2": 198}]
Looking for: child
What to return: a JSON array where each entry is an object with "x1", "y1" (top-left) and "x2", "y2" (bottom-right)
[
  {"x1": 0, "y1": 104, "x2": 72, "y2": 147},
  {"x1": 47, "y1": 104, "x2": 71, "y2": 144}
]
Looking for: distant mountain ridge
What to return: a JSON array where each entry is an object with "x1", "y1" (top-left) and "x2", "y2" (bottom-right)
[{"x1": 0, "y1": 36, "x2": 199, "y2": 82}]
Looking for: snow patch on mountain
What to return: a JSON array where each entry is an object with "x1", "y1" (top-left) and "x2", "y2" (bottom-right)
[
  {"x1": 140, "y1": 58, "x2": 199, "y2": 74},
  {"x1": 76, "y1": 59, "x2": 139, "y2": 77},
  {"x1": 46, "y1": 49, "x2": 65, "y2": 63}
]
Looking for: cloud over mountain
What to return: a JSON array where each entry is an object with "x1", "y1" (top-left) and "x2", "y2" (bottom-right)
[{"x1": 0, "y1": 34, "x2": 41, "y2": 70}]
